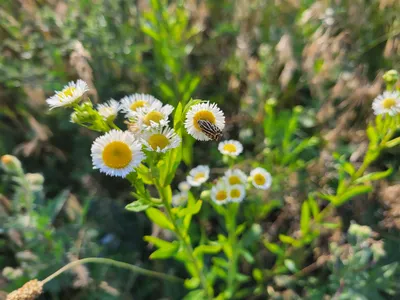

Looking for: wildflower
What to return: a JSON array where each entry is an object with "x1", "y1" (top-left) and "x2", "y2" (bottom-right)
[
  {"x1": 184, "y1": 102, "x2": 225, "y2": 141},
  {"x1": 187, "y1": 165, "x2": 210, "y2": 186},
  {"x1": 372, "y1": 91, "x2": 400, "y2": 116},
  {"x1": 229, "y1": 184, "x2": 246, "y2": 203},
  {"x1": 97, "y1": 99, "x2": 120, "y2": 121},
  {"x1": 91, "y1": 130, "x2": 145, "y2": 177},
  {"x1": 178, "y1": 181, "x2": 191, "y2": 193},
  {"x1": 141, "y1": 126, "x2": 181, "y2": 153},
  {"x1": 120, "y1": 94, "x2": 162, "y2": 117},
  {"x1": 218, "y1": 140, "x2": 243, "y2": 157},
  {"x1": 224, "y1": 169, "x2": 247, "y2": 186},
  {"x1": 172, "y1": 192, "x2": 188, "y2": 207},
  {"x1": 6, "y1": 279, "x2": 43, "y2": 300},
  {"x1": 131, "y1": 103, "x2": 174, "y2": 129},
  {"x1": 46, "y1": 79, "x2": 89, "y2": 109},
  {"x1": 250, "y1": 167, "x2": 272, "y2": 190},
  {"x1": 211, "y1": 180, "x2": 230, "y2": 205}
]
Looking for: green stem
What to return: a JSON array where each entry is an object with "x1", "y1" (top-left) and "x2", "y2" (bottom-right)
[
  {"x1": 155, "y1": 182, "x2": 212, "y2": 299},
  {"x1": 226, "y1": 204, "x2": 238, "y2": 295},
  {"x1": 41, "y1": 257, "x2": 183, "y2": 285}
]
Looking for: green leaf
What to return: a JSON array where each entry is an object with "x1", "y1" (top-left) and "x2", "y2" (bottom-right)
[
  {"x1": 125, "y1": 200, "x2": 150, "y2": 212},
  {"x1": 174, "y1": 102, "x2": 183, "y2": 128},
  {"x1": 367, "y1": 124, "x2": 379, "y2": 146},
  {"x1": 194, "y1": 244, "x2": 222, "y2": 257},
  {"x1": 300, "y1": 201, "x2": 310, "y2": 235},
  {"x1": 241, "y1": 249, "x2": 254, "y2": 264},
  {"x1": 144, "y1": 236, "x2": 173, "y2": 249},
  {"x1": 307, "y1": 195, "x2": 319, "y2": 218},
  {"x1": 263, "y1": 241, "x2": 285, "y2": 256},
  {"x1": 145, "y1": 207, "x2": 173, "y2": 230},
  {"x1": 184, "y1": 277, "x2": 200, "y2": 289},
  {"x1": 279, "y1": 234, "x2": 301, "y2": 247},
  {"x1": 385, "y1": 137, "x2": 400, "y2": 148},
  {"x1": 149, "y1": 242, "x2": 179, "y2": 259},
  {"x1": 354, "y1": 168, "x2": 393, "y2": 184},
  {"x1": 343, "y1": 162, "x2": 356, "y2": 176},
  {"x1": 183, "y1": 289, "x2": 204, "y2": 300},
  {"x1": 284, "y1": 259, "x2": 298, "y2": 272},
  {"x1": 335, "y1": 185, "x2": 373, "y2": 206},
  {"x1": 252, "y1": 268, "x2": 263, "y2": 282}
]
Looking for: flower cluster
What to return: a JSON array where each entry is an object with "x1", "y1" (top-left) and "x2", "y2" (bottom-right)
[{"x1": 46, "y1": 81, "x2": 183, "y2": 178}]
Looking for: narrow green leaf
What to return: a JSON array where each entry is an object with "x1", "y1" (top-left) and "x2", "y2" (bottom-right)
[
  {"x1": 335, "y1": 185, "x2": 373, "y2": 206},
  {"x1": 194, "y1": 244, "x2": 222, "y2": 257},
  {"x1": 354, "y1": 168, "x2": 393, "y2": 184},
  {"x1": 263, "y1": 241, "x2": 285, "y2": 256},
  {"x1": 284, "y1": 259, "x2": 298, "y2": 272},
  {"x1": 145, "y1": 207, "x2": 173, "y2": 230},
  {"x1": 149, "y1": 242, "x2": 179, "y2": 259},
  {"x1": 144, "y1": 236, "x2": 173, "y2": 249},
  {"x1": 307, "y1": 195, "x2": 319, "y2": 218},
  {"x1": 300, "y1": 201, "x2": 311, "y2": 235},
  {"x1": 279, "y1": 234, "x2": 301, "y2": 247},
  {"x1": 385, "y1": 137, "x2": 400, "y2": 148},
  {"x1": 125, "y1": 200, "x2": 150, "y2": 212},
  {"x1": 343, "y1": 162, "x2": 356, "y2": 176}
]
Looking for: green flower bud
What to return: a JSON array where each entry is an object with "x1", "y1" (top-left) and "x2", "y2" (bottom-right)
[
  {"x1": 383, "y1": 70, "x2": 399, "y2": 87},
  {"x1": 348, "y1": 222, "x2": 372, "y2": 239},
  {"x1": 200, "y1": 190, "x2": 210, "y2": 200}
]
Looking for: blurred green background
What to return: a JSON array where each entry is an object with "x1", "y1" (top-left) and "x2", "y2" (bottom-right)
[{"x1": 1, "y1": 0, "x2": 400, "y2": 299}]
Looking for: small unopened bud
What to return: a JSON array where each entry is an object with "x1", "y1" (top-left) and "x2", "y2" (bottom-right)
[
  {"x1": 200, "y1": 190, "x2": 210, "y2": 200},
  {"x1": 293, "y1": 105, "x2": 303, "y2": 114},
  {"x1": 348, "y1": 222, "x2": 372, "y2": 239},
  {"x1": 70, "y1": 112, "x2": 79, "y2": 123},
  {"x1": 266, "y1": 98, "x2": 277, "y2": 107},
  {"x1": 1, "y1": 155, "x2": 22, "y2": 174},
  {"x1": 25, "y1": 173, "x2": 44, "y2": 191},
  {"x1": 383, "y1": 70, "x2": 399, "y2": 87},
  {"x1": 6, "y1": 279, "x2": 43, "y2": 300}
]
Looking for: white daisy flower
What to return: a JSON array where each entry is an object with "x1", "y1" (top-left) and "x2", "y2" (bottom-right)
[
  {"x1": 120, "y1": 93, "x2": 162, "y2": 117},
  {"x1": 97, "y1": 99, "x2": 120, "y2": 121},
  {"x1": 91, "y1": 130, "x2": 145, "y2": 178},
  {"x1": 172, "y1": 192, "x2": 188, "y2": 207},
  {"x1": 46, "y1": 79, "x2": 89, "y2": 109},
  {"x1": 211, "y1": 180, "x2": 230, "y2": 205},
  {"x1": 224, "y1": 169, "x2": 247, "y2": 186},
  {"x1": 186, "y1": 165, "x2": 210, "y2": 187},
  {"x1": 218, "y1": 140, "x2": 243, "y2": 157},
  {"x1": 184, "y1": 102, "x2": 225, "y2": 141},
  {"x1": 250, "y1": 167, "x2": 272, "y2": 190},
  {"x1": 178, "y1": 181, "x2": 191, "y2": 193},
  {"x1": 141, "y1": 126, "x2": 181, "y2": 153},
  {"x1": 131, "y1": 103, "x2": 174, "y2": 130},
  {"x1": 229, "y1": 184, "x2": 246, "y2": 203},
  {"x1": 372, "y1": 91, "x2": 400, "y2": 116}
]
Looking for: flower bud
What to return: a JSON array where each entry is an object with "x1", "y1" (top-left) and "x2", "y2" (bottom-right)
[
  {"x1": 383, "y1": 70, "x2": 399, "y2": 87},
  {"x1": 200, "y1": 190, "x2": 210, "y2": 200},
  {"x1": 1, "y1": 155, "x2": 22, "y2": 174}
]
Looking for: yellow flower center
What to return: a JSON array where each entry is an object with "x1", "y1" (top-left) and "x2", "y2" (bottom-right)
[
  {"x1": 382, "y1": 98, "x2": 396, "y2": 109},
  {"x1": 223, "y1": 143, "x2": 237, "y2": 153},
  {"x1": 148, "y1": 134, "x2": 170, "y2": 150},
  {"x1": 216, "y1": 190, "x2": 228, "y2": 201},
  {"x1": 102, "y1": 141, "x2": 132, "y2": 169},
  {"x1": 130, "y1": 100, "x2": 147, "y2": 111},
  {"x1": 230, "y1": 189, "x2": 241, "y2": 198},
  {"x1": 229, "y1": 176, "x2": 241, "y2": 185},
  {"x1": 193, "y1": 110, "x2": 216, "y2": 130},
  {"x1": 144, "y1": 111, "x2": 163, "y2": 126},
  {"x1": 254, "y1": 173, "x2": 266, "y2": 185},
  {"x1": 61, "y1": 87, "x2": 76, "y2": 98},
  {"x1": 194, "y1": 172, "x2": 205, "y2": 181}
]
